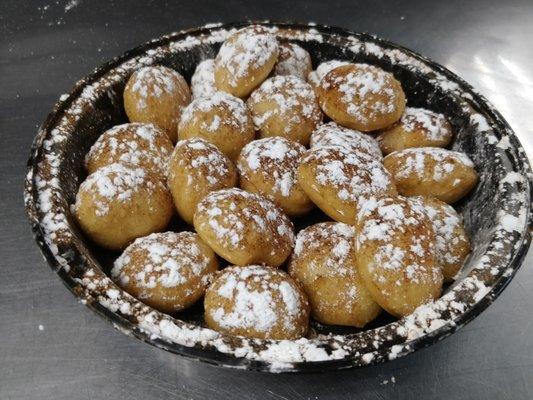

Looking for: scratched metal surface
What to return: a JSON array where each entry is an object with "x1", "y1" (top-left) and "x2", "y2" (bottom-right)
[{"x1": 1, "y1": 0, "x2": 533, "y2": 399}]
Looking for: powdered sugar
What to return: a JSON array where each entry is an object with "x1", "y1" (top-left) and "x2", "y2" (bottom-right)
[
  {"x1": 417, "y1": 198, "x2": 468, "y2": 267},
  {"x1": 238, "y1": 137, "x2": 306, "y2": 198},
  {"x1": 308, "y1": 60, "x2": 351, "y2": 88},
  {"x1": 310, "y1": 122, "x2": 382, "y2": 159},
  {"x1": 247, "y1": 75, "x2": 322, "y2": 135},
  {"x1": 112, "y1": 231, "x2": 212, "y2": 289},
  {"x1": 273, "y1": 42, "x2": 312, "y2": 81},
  {"x1": 128, "y1": 66, "x2": 182, "y2": 109},
  {"x1": 321, "y1": 63, "x2": 398, "y2": 123},
  {"x1": 190, "y1": 59, "x2": 217, "y2": 99},
  {"x1": 293, "y1": 222, "x2": 356, "y2": 277},
  {"x1": 356, "y1": 196, "x2": 440, "y2": 285},
  {"x1": 387, "y1": 147, "x2": 474, "y2": 181},
  {"x1": 169, "y1": 138, "x2": 233, "y2": 189},
  {"x1": 207, "y1": 265, "x2": 306, "y2": 334},
  {"x1": 214, "y1": 26, "x2": 279, "y2": 88},
  {"x1": 398, "y1": 107, "x2": 451, "y2": 141},
  {"x1": 195, "y1": 188, "x2": 294, "y2": 250},
  {"x1": 75, "y1": 163, "x2": 157, "y2": 217},
  {"x1": 302, "y1": 146, "x2": 394, "y2": 201},
  {"x1": 85, "y1": 123, "x2": 172, "y2": 175},
  {"x1": 179, "y1": 91, "x2": 250, "y2": 133}
]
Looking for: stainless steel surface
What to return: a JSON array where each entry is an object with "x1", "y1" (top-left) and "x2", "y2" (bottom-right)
[{"x1": 1, "y1": 0, "x2": 532, "y2": 399}]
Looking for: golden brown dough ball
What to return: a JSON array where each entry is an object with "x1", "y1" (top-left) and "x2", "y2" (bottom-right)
[
  {"x1": 124, "y1": 66, "x2": 191, "y2": 142},
  {"x1": 288, "y1": 222, "x2": 381, "y2": 327},
  {"x1": 414, "y1": 196, "x2": 471, "y2": 281},
  {"x1": 111, "y1": 231, "x2": 218, "y2": 314},
  {"x1": 167, "y1": 138, "x2": 237, "y2": 225},
  {"x1": 297, "y1": 146, "x2": 397, "y2": 224},
  {"x1": 317, "y1": 63, "x2": 406, "y2": 132},
  {"x1": 85, "y1": 123, "x2": 173, "y2": 178},
  {"x1": 354, "y1": 196, "x2": 443, "y2": 317},
  {"x1": 193, "y1": 188, "x2": 294, "y2": 267},
  {"x1": 236, "y1": 137, "x2": 313, "y2": 216},
  {"x1": 383, "y1": 147, "x2": 478, "y2": 203},
  {"x1": 177, "y1": 91, "x2": 255, "y2": 161},
  {"x1": 204, "y1": 265, "x2": 310, "y2": 340},
  {"x1": 190, "y1": 59, "x2": 216, "y2": 99},
  {"x1": 309, "y1": 122, "x2": 382, "y2": 159},
  {"x1": 378, "y1": 107, "x2": 453, "y2": 155},
  {"x1": 74, "y1": 163, "x2": 173, "y2": 250},
  {"x1": 307, "y1": 60, "x2": 351, "y2": 92},
  {"x1": 214, "y1": 26, "x2": 279, "y2": 98},
  {"x1": 273, "y1": 42, "x2": 312, "y2": 81},
  {"x1": 247, "y1": 75, "x2": 323, "y2": 146}
]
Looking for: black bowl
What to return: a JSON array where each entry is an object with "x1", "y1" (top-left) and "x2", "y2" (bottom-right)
[{"x1": 24, "y1": 22, "x2": 532, "y2": 372}]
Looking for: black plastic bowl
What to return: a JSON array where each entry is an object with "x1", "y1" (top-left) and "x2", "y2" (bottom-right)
[{"x1": 24, "y1": 22, "x2": 532, "y2": 372}]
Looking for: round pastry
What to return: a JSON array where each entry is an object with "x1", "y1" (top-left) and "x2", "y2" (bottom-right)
[
  {"x1": 288, "y1": 222, "x2": 381, "y2": 327},
  {"x1": 354, "y1": 196, "x2": 443, "y2": 317},
  {"x1": 382, "y1": 147, "x2": 478, "y2": 203},
  {"x1": 204, "y1": 265, "x2": 310, "y2": 340},
  {"x1": 193, "y1": 188, "x2": 294, "y2": 267},
  {"x1": 309, "y1": 122, "x2": 382, "y2": 159},
  {"x1": 378, "y1": 107, "x2": 453, "y2": 155},
  {"x1": 190, "y1": 59, "x2": 217, "y2": 99},
  {"x1": 74, "y1": 163, "x2": 173, "y2": 250},
  {"x1": 167, "y1": 138, "x2": 237, "y2": 225},
  {"x1": 317, "y1": 63, "x2": 406, "y2": 131},
  {"x1": 236, "y1": 137, "x2": 313, "y2": 216},
  {"x1": 123, "y1": 66, "x2": 191, "y2": 142},
  {"x1": 415, "y1": 196, "x2": 471, "y2": 281},
  {"x1": 85, "y1": 123, "x2": 173, "y2": 178},
  {"x1": 307, "y1": 59, "x2": 351, "y2": 91},
  {"x1": 297, "y1": 146, "x2": 397, "y2": 224},
  {"x1": 273, "y1": 42, "x2": 312, "y2": 81},
  {"x1": 177, "y1": 91, "x2": 255, "y2": 161},
  {"x1": 247, "y1": 75, "x2": 323, "y2": 146},
  {"x1": 111, "y1": 231, "x2": 218, "y2": 314},
  {"x1": 214, "y1": 26, "x2": 279, "y2": 98}
]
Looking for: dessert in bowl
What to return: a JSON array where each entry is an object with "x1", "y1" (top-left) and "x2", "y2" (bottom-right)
[{"x1": 25, "y1": 22, "x2": 531, "y2": 372}]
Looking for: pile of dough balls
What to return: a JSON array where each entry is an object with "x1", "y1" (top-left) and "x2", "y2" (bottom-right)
[{"x1": 73, "y1": 25, "x2": 479, "y2": 341}]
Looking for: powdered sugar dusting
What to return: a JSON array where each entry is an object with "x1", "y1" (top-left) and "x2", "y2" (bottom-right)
[
  {"x1": 387, "y1": 147, "x2": 474, "y2": 182},
  {"x1": 416, "y1": 197, "x2": 470, "y2": 269},
  {"x1": 356, "y1": 196, "x2": 441, "y2": 285},
  {"x1": 191, "y1": 59, "x2": 217, "y2": 99},
  {"x1": 195, "y1": 188, "x2": 294, "y2": 250},
  {"x1": 112, "y1": 231, "x2": 212, "y2": 290},
  {"x1": 75, "y1": 163, "x2": 158, "y2": 217},
  {"x1": 215, "y1": 26, "x2": 279, "y2": 88},
  {"x1": 310, "y1": 122, "x2": 382, "y2": 159},
  {"x1": 293, "y1": 222, "x2": 356, "y2": 278},
  {"x1": 238, "y1": 137, "x2": 305, "y2": 198},
  {"x1": 180, "y1": 91, "x2": 250, "y2": 133},
  {"x1": 207, "y1": 265, "x2": 306, "y2": 335},
  {"x1": 302, "y1": 146, "x2": 395, "y2": 201},
  {"x1": 85, "y1": 123, "x2": 172, "y2": 176},
  {"x1": 128, "y1": 66, "x2": 184, "y2": 109},
  {"x1": 320, "y1": 63, "x2": 399, "y2": 123},
  {"x1": 396, "y1": 107, "x2": 451, "y2": 141},
  {"x1": 169, "y1": 138, "x2": 233, "y2": 189},
  {"x1": 308, "y1": 60, "x2": 351, "y2": 88},
  {"x1": 248, "y1": 75, "x2": 322, "y2": 135},
  {"x1": 273, "y1": 42, "x2": 312, "y2": 81}
]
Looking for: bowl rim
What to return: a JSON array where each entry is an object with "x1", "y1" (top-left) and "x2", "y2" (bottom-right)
[{"x1": 24, "y1": 21, "x2": 533, "y2": 373}]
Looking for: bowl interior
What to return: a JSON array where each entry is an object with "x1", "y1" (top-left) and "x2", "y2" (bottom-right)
[{"x1": 25, "y1": 22, "x2": 532, "y2": 372}]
